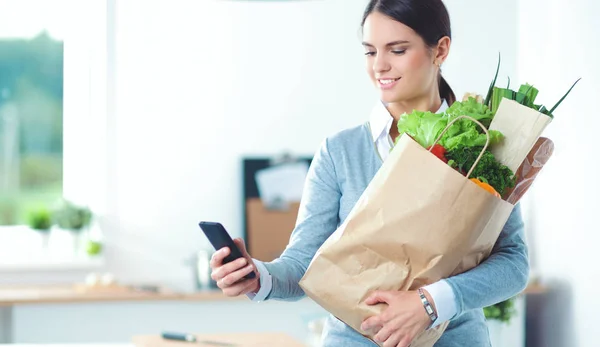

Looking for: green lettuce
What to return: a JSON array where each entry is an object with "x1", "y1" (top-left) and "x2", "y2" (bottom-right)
[
  {"x1": 395, "y1": 98, "x2": 503, "y2": 151},
  {"x1": 439, "y1": 116, "x2": 504, "y2": 150},
  {"x1": 445, "y1": 97, "x2": 495, "y2": 128},
  {"x1": 395, "y1": 110, "x2": 447, "y2": 149}
]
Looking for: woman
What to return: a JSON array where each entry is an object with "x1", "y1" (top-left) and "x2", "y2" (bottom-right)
[{"x1": 210, "y1": 0, "x2": 529, "y2": 346}]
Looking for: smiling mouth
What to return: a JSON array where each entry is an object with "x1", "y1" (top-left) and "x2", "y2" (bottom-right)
[
  {"x1": 377, "y1": 77, "x2": 401, "y2": 89},
  {"x1": 379, "y1": 78, "x2": 400, "y2": 85}
]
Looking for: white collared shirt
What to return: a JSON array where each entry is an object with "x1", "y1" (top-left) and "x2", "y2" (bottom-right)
[
  {"x1": 367, "y1": 99, "x2": 457, "y2": 328},
  {"x1": 369, "y1": 99, "x2": 449, "y2": 162}
]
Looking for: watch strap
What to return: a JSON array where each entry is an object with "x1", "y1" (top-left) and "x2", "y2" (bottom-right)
[{"x1": 418, "y1": 288, "x2": 438, "y2": 329}]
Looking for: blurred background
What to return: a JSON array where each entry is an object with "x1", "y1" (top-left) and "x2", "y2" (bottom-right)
[{"x1": 0, "y1": 0, "x2": 596, "y2": 346}]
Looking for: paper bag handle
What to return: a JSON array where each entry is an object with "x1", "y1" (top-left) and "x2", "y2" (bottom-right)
[{"x1": 430, "y1": 115, "x2": 490, "y2": 178}]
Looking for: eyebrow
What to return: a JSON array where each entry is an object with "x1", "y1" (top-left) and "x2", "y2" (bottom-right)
[{"x1": 362, "y1": 40, "x2": 410, "y2": 48}]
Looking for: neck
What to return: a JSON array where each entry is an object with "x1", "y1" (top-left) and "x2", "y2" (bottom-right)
[
  {"x1": 386, "y1": 92, "x2": 443, "y2": 121},
  {"x1": 386, "y1": 91, "x2": 443, "y2": 142}
]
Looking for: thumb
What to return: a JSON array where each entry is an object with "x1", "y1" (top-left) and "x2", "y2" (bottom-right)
[{"x1": 365, "y1": 290, "x2": 393, "y2": 305}]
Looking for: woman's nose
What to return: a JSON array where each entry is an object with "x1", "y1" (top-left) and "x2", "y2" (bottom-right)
[{"x1": 373, "y1": 54, "x2": 391, "y2": 74}]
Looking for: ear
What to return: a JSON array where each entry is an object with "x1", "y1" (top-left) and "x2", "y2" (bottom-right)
[{"x1": 433, "y1": 36, "x2": 451, "y2": 66}]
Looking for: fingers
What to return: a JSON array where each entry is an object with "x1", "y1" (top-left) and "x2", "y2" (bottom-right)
[
  {"x1": 397, "y1": 335, "x2": 413, "y2": 347},
  {"x1": 374, "y1": 322, "x2": 395, "y2": 344},
  {"x1": 211, "y1": 257, "x2": 247, "y2": 282},
  {"x1": 381, "y1": 332, "x2": 401, "y2": 347},
  {"x1": 361, "y1": 316, "x2": 382, "y2": 332},
  {"x1": 222, "y1": 277, "x2": 259, "y2": 297},
  {"x1": 365, "y1": 290, "x2": 393, "y2": 305},
  {"x1": 218, "y1": 263, "x2": 255, "y2": 287},
  {"x1": 375, "y1": 316, "x2": 406, "y2": 345},
  {"x1": 367, "y1": 313, "x2": 416, "y2": 347},
  {"x1": 233, "y1": 238, "x2": 259, "y2": 278},
  {"x1": 210, "y1": 238, "x2": 261, "y2": 298},
  {"x1": 209, "y1": 247, "x2": 230, "y2": 269}
]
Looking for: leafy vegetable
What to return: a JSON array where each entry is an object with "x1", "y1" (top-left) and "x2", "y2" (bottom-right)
[
  {"x1": 518, "y1": 83, "x2": 538, "y2": 108},
  {"x1": 547, "y1": 77, "x2": 581, "y2": 115},
  {"x1": 395, "y1": 110, "x2": 447, "y2": 149},
  {"x1": 395, "y1": 98, "x2": 503, "y2": 151},
  {"x1": 446, "y1": 146, "x2": 516, "y2": 196},
  {"x1": 490, "y1": 87, "x2": 515, "y2": 114},
  {"x1": 484, "y1": 53, "x2": 580, "y2": 117},
  {"x1": 440, "y1": 120, "x2": 504, "y2": 152},
  {"x1": 445, "y1": 96, "x2": 495, "y2": 128},
  {"x1": 490, "y1": 83, "x2": 540, "y2": 114},
  {"x1": 484, "y1": 53, "x2": 501, "y2": 106}
]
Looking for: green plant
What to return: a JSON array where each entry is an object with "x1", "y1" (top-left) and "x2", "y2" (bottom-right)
[
  {"x1": 27, "y1": 207, "x2": 53, "y2": 232},
  {"x1": 484, "y1": 297, "x2": 516, "y2": 323},
  {"x1": 86, "y1": 240, "x2": 103, "y2": 256},
  {"x1": 53, "y1": 200, "x2": 92, "y2": 233}
]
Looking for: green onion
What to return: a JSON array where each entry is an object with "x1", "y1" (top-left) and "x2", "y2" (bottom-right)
[
  {"x1": 519, "y1": 84, "x2": 538, "y2": 105},
  {"x1": 483, "y1": 54, "x2": 579, "y2": 118},
  {"x1": 514, "y1": 91, "x2": 527, "y2": 106},
  {"x1": 491, "y1": 87, "x2": 515, "y2": 113},
  {"x1": 548, "y1": 78, "x2": 581, "y2": 115},
  {"x1": 484, "y1": 53, "x2": 501, "y2": 107},
  {"x1": 536, "y1": 105, "x2": 548, "y2": 115}
]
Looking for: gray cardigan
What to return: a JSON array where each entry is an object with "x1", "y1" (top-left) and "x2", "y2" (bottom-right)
[{"x1": 255, "y1": 122, "x2": 530, "y2": 346}]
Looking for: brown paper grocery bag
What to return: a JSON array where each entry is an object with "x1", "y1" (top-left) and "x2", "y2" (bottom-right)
[
  {"x1": 299, "y1": 129, "x2": 515, "y2": 347},
  {"x1": 489, "y1": 98, "x2": 553, "y2": 173}
]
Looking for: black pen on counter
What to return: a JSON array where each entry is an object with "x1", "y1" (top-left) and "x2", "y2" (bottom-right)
[
  {"x1": 161, "y1": 332, "x2": 197, "y2": 342},
  {"x1": 161, "y1": 332, "x2": 236, "y2": 346}
]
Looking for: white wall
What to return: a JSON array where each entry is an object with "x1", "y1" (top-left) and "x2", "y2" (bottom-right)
[
  {"x1": 102, "y1": 0, "x2": 520, "y2": 292},
  {"x1": 107, "y1": 0, "x2": 373, "y2": 289},
  {"x1": 517, "y1": 1, "x2": 600, "y2": 346},
  {"x1": 443, "y1": 0, "x2": 519, "y2": 98}
]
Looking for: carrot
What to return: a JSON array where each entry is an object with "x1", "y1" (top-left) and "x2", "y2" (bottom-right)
[{"x1": 470, "y1": 178, "x2": 501, "y2": 198}]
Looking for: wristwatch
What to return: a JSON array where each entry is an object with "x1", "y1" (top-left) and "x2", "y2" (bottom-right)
[{"x1": 418, "y1": 288, "x2": 438, "y2": 329}]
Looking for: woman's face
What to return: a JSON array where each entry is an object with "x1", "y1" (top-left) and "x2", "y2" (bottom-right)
[{"x1": 362, "y1": 12, "x2": 441, "y2": 104}]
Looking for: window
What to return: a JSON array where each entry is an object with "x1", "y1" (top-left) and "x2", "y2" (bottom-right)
[
  {"x1": 0, "y1": 1, "x2": 109, "y2": 267},
  {"x1": 0, "y1": 24, "x2": 64, "y2": 226},
  {"x1": 0, "y1": 0, "x2": 109, "y2": 229}
]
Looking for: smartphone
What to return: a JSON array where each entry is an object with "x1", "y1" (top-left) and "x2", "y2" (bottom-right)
[{"x1": 198, "y1": 221, "x2": 256, "y2": 280}]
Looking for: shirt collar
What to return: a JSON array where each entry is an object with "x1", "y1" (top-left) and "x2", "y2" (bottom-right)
[{"x1": 368, "y1": 99, "x2": 449, "y2": 143}]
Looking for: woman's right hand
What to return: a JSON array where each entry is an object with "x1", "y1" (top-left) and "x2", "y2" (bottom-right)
[{"x1": 210, "y1": 238, "x2": 260, "y2": 297}]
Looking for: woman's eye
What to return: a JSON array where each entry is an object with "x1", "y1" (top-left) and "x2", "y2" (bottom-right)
[
  {"x1": 364, "y1": 51, "x2": 376, "y2": 56},
  {"x1": 392, "y1": 50, "x2": 406, "y2": 55}
]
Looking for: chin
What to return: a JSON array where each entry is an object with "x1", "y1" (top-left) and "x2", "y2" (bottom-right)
[{"x1": 379, "y1": 91, "x2": 405, "y2": 104}]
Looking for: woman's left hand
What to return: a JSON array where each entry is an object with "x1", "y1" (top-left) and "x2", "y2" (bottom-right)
[{"x1": 360, "y1": 289, "x2": 435, "y2": 347}]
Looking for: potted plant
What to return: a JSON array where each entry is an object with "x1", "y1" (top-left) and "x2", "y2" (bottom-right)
[
  {"x1": 484, "y1": 296, "x2": 519, "y2": 347},
  {"x1": 27, "y1": 207, "x2": 53, "y2": 248},
  {"x1": 484, "y1": 297, "x2": 516, "y2": 323},
  {"x1": 52, "y1": 200, "x2": 93, "y2": 254}
]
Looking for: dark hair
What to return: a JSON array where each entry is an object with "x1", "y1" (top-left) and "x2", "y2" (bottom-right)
[{"x1": 361, "y1": 0, "x2": 456, "y2": 105}]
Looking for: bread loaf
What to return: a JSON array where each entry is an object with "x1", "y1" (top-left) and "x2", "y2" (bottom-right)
[{"x1": 503, "y1": 137, "x2": 554, "y2": 204}]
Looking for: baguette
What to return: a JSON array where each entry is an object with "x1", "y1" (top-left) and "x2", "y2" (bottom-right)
[{"x1": 503, "y1": 137, "x2": 554, "y2": 204}]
